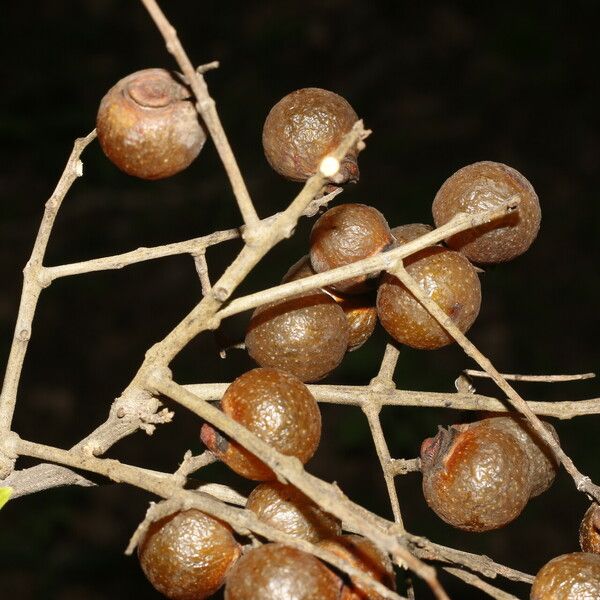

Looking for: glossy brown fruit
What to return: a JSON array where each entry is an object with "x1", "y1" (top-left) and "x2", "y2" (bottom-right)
[
  {"x1": 245, "y1": 286, "x2": 349, "y2": 382},
  {"x1": 97, "y1": 68, "x2": 205, "y2": 179},
  {"x1": 283, "y1": 256, "x2": 377, "y2": 351},
  {"x1": 580, "y1": 504, "x2": 600, "y2": 554},
  {"x1": 200, "y1": 368, "x2": 321, "y2": 480},
  {"x1": 485, "y1": 415, "x2": 559, "y2": 497},
  {"x1": 246, "y1": 482, "x2": 341, "y2": 543},
  {"x1": 225, "y1": 543, "x2": 342, "y2": 600},
  {"x1": 263, "y1": 87, "x2": 359, "y2": 184},
  {"x1": 390, "y1": 223, "x2": 433, "y2": 245},
  {"x1": 138, "y1": 509, "x2": 241, "y2": 600},
  {"x1": 531, "y1": 552, "x2": 600, "y2": 599},
  {"x1": 377, "y1": 245, "x2": 481, "y2": 350},
  {"x1": 420, "y1": 420, "x2": 531, "y2": 531},
  {"x1": 432, "y1": 161, "x2": 541, "y2": 263},
  {"x1": 310, "y1": 204, "x2": 393, "y2": 294},
  {"x1": 318, "y1": 535, "x2": 395, "y2": 600}
]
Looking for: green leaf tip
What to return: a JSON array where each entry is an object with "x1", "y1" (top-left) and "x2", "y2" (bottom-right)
[{"x1": 0, "y1": 487, "x2": 13, "y2": 510}]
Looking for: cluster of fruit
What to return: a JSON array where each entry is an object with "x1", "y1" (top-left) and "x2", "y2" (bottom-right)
[{"x1": 95, "y1": 71, "x2": 600, "y2": 598}]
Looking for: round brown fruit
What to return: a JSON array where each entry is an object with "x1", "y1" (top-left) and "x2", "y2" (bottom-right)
[
  {"x1": 283, "y1": 255, "x2": 377, "y2": 351},
  {"x1": 263, "y1": 87, "x2": 359, "y2": 184},
  {"x1": 318, "y1": 535, "x2": 396, "y2": 600},
  {"x1": 138, "y1": 508, "x2": 240, "y2": 600},
  {"x1": 580, "y1": 503, "x2": 600, "y2": 554},
  {"x1": 97, "y1": 68, "x2": 205, "y2": 179},
  {"x1": 420, "y1": 420, "x2": 531, "y2": 531},
  {"x1": 531, "y1": 552, "x2": 600, "y2": 599},
  {"x1": 245, "y1": 285, "x2": 349, "y2": 382},
  {"x1": 432, "y1": 161, "x2": 541, "y2": 263},
  {"x1": 246, "y1": 481, "x2": 341, "y2": 543},
  {"x1": 310, "y1": 204, "x2": 393, "y2": 294},
  {"x1": 391, "y1": 223, "x2": 433, "y2": 245},
  {"x1": 224, "y1": 543, "x2": 342, "y2": 600},
  {"x1": 485, "y1": 415, "x2": 559, "y2": 498},
  {"x1": 377, "y1": 243, "x2": 481, "y2": 350},
  {"x1": 200, "y1": 368, "x2": 321, "y2": 480}
]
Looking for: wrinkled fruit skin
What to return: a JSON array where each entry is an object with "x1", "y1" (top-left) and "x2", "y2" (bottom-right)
[
  {"x1": 485, "y1": 415, "x2": 559, "y2": 498},
  {"x1": 531, "y1": 552, "x2": 600, "y2": 599},
  {"x1": 200, "y1": 368, "x2": 321, "y2": 480},
  {"x1": 225, "y1": 543, "x2": 342, "y2": 600},
  {"x1": 263, "y1": 87, "x2": 359, "y2": 184},
  {"x1": 97, "y1": 68, "x2": 206, "y2": 179},
  {"x1": 420, "y1": 420, "x2": 531, "y2": 531},
  {"x1": 246, "y1": 482, "x2": 341, "y2": 543},
  {"x1": 318, "y1": 535, "x2": 396, "y2": 600},
  {"x1": 245, "y1": 289, "x2": 349, "y2": 382},
  {"x1": 580, "y1": 504, "x2": 600, "y2": 554},
  {"x1": 283, "y1": 255, "x2": 377, "y2": 351},
  {"x1": 310, "y1": 204, "x2": 393, "y2": 294},
  {"x1": 432, "y1": 161, "x2": 541, "y2": 263},
  {"x1": 377, "y1": 245, "x2": 481, "y2": 350},
  {"x1": 138, "y1": 509, "x2": 240, "y2": 600}
]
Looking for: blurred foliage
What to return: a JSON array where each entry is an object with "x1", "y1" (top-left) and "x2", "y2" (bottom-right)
[{"x1": 1, "y1": 1, "x2": 599, "y2": 598}]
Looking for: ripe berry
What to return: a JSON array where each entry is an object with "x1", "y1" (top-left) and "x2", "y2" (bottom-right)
[
  {"x1": 283, "y1": 255, "x2": 377, "y2": 351},
  {"x1": 531, "y1": 552, "x2": 600, "y2": 599},
  {"x1": 485, "y1": 415, "x2": 559, "y2": 498},
  {"x1": 580, "y1": 503, "x2": 600, "y2": 554},
  {"x1": 262, "y1": 87, "x2": 359, "y2": 184},
  {"x1": 420, "y1": 420, "x2": 531, "y2": 531},
  {"x1": 245, "y1": 286, "x2": 349, "y2": 382},
  {"x1": 318, "y1": 535, "x2": 396, "y2": 599},
  {"x1": 138, "y1": 509, "x2": 240, "y2": 600},
  {"x1": 97, "y1": 68, "x2": 206, "y2": 179},
  {"x1": 390, "y1": 223, "x2": 433, "y2": 245},
  {"x1": 377, "y1": 233, "x2": 481, "y2": 350},
  {"x1": 431, "y1": 161, "x2": 541, "y2": 263},
  {"x1": 200, "y1": 368, "x2": 321, "y2": 480},
  {"x1": 310, "y1": 204, "x2": 393, "y2": 294},
  {"x1": 224, "y1": 543, "x2": 342, "y2": 600},
  {"x1": 246, "y1": 482, "x2": 341, "y2": 543}
]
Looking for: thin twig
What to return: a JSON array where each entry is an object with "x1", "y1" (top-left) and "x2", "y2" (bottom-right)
[
  {"x1": 44, "y1": 229, "x2": 238, "y2": 281},
  {"x1": 463, "y1": 369, "x2": 595, "y2": 383},
  {"x1": 443, "y1": 567, "x2": 520, "y2": 600},
  {"x1": 0, "y1": 131, "x2": 97, "y2": 469},
  {"x1": 365, "y1": 344, "x2": 404, "y2": 525},
  {"x1": 390, "y1": 458, "x2": 421, "y2": 476},
  {"x1": 216, "y1": 197, "x2": 521, "y2": 321},
  {"x1": 182, "y1": 382, "x2": 600, "y2": 420},
  {"x1": 139, "y1": 0, "x2": 260, "y2": 230}
]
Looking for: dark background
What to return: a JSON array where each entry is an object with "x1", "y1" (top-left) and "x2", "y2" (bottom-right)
[{"x1": 1, "y1": 1, "x2": 599, "y2": 598}]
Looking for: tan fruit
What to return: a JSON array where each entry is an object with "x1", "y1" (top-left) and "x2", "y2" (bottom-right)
[
  {"x1": 200, "y1": 368, "x2": 321, "y2": 480},
  {"x1": 263, "y1": 87, "x2": 359, "y2": 184},
  {"x1": 420, "y1": 420, "x2": 531, "y2": 531},
  {"x1": 283, "y1": 255, "x2": 377, "y2": 351},
  {"x1": 377, "y1": 245, "x2": 481, "y2": 350},
  {"x1": 580, "y1": 503, "x2": 600, "y2": 554},
  {"x1": 432, "y1": 161, "x2": 541, "y2": 263},
  {"x1": 224, "y1": 543, "x2": 342, "y2": 600},
  {"x1": 245, "y1": 285, "x2": 349, "y2": 382},
  {"x1": 246, "y1": 482, "x2": 341, "y2": 543},
  {"x1": 485, "y1": 415, "x2": 559, "y2": 497},
  {"x1": 97, "y1": 68, "x2": 205, "y2": 179},
  {"x1": 531, "y1": 552, "x2": 600, "y2": 599},
  {"x1": 390, "y1": 223, "x2": 433, "y2": 245},
  {"x1": 318, "y1": 535, "x2": 396, "y2": 600},
  {"x1": 310, "y1": 204, "x2": 393, "y2": 294},
  {"x1": 138, "y1": 509, "x2": 240, "y2": 600}
]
